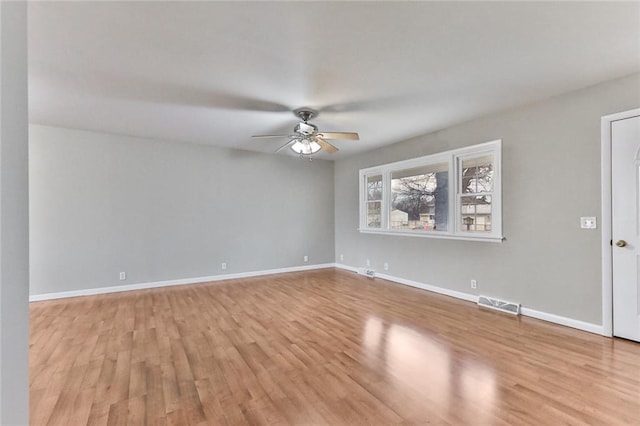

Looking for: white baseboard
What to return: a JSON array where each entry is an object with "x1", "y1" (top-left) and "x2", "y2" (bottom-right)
[
  {"x1": 31, "y1": 263, "x2": 606, "y2": 336},
  {"x1": 334, "y1": 263, "x2": 604, "y2": 336},
  {"x1": 519, "y1": 307, "x2": 604, "y2": 335},
  {"x1": 29, "y1": 263, "x2": 336, "y2": 302},
  {"x1": 334, "y1": 263, "x2": 478, "y2": 303},
  {"x1": 335, "y1": 264, "x2": 359, "y2": 273},
  {"x1": 375, "y1": 272, "x2": 479, "y2": 303}
]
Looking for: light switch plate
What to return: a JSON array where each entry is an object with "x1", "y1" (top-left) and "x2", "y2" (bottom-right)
[{"x1": 580, "y1": 217, "x2": 597, "y2": 229}]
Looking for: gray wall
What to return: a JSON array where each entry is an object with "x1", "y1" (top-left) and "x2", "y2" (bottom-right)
[
  {"x1": 30, "y1": 73, "x2": 640, "y2": 327},
  {"x1": 29, "y1": 125, "x2": 334, "y2": 295},
  {"x1": 335, "y1": 73, "x2": 640, "y2": 326},
  {"x1": 0, "y1": 2, "x2": 29, "y2": 424}
]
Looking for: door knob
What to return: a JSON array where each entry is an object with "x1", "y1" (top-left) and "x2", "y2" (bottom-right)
[{"x1": 616, "y1": 240, "x2": 627, "y2": 248}]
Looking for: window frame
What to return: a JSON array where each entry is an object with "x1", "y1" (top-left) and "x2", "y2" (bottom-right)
[
  {"x1": 364, "y1": 172, "x2": 384, "y2": 229},
  {"x1": 358, "y1": 140, "x2": 503, "y2": 242}
]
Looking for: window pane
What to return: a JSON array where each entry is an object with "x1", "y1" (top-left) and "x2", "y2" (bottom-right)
[
  {"x1": 367, "y1": 201, "x2": 381, "y2": 228},
  {"x1": 462, "y1": 155, "x2": 493, "y2": 194},
  {"x1": 461, "y1": 195, "x2": 492, "y2": 232},
  {"x1": 390, "y1": 163, "x2": 448, "y2": 231},
  {"x1": 366, "y1": 175, "x2": 382, "y2": 201}
]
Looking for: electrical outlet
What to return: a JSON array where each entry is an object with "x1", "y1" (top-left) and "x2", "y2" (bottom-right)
[
  {"x1": 471, "y1": 279, "x2": 477, "y2": 289},
  {"x1": 119, "y1": 272, "x2": 126, "y2": 281},
  {"x1": 221, "y1": 262, "x2": 227, "y2": 270},
  {"x1": 383, "y1": 262, "x2": 389, "y2": 271},
  {"x1": 303, "y1": 255, "x2": 308, "y2": 262},
  {"x1": 580, "y1": 217, "x2": 597, "y2": 229},
  {"x1": 366, "y1": 259, "x2": 370, "y2": 267},
  {"x1": 340, "y1": 254, "x2": 344, "y2": 261}
]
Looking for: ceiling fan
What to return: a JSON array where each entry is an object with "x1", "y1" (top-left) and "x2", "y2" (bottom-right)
[{"x1": 252, "y1": 108, "x2": 359, "y2": 157}]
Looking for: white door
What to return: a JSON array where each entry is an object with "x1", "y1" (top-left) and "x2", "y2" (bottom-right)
[{"x1": 612, "y1": 113, "x2": 640, "y2": 342}]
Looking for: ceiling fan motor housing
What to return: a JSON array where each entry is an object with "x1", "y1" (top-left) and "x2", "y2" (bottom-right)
[
  {"x1": 293, "y1": 108, "x2": 316, "y2": 123},
  {"x1": 294, "y1": 122, "x2": 318, "y2": 136}
]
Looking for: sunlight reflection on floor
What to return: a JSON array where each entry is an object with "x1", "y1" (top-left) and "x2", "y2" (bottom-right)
[{"x1": 363, "y1": 316, "x2": 497, "y2": 419}]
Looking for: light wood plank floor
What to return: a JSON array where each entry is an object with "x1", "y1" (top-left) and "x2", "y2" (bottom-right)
[{"x1": 30, "y1": 268, "x2": 640, "y2": 425}]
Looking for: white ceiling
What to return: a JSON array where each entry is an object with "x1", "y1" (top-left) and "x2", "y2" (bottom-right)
[{"x1": 28, "y1": 1, "x2": 640, "y2": 159}]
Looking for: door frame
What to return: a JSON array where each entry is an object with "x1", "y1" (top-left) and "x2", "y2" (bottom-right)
[{"x1": 601, "y1": 108, "x2": 640, "y2": 337}]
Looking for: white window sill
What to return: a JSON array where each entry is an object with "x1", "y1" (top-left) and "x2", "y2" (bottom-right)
[{"x1": 358, "y1": 228, "x2": 505, "y2": 243}]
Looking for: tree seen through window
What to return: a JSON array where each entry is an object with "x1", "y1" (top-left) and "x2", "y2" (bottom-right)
[{"x1": 391, "y1": 163, "x2": 448, "y2": 231}]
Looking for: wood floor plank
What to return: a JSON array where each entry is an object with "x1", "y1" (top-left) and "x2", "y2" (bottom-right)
[
  {"x1": 30, "y1": 268, "x2": 640, "y2": 425},
  {"x1": 144, "y1": 363, "x2": 166, "y2": 425},
  {"x1": 126, "y1": 394, "x2": 146, "y2": 426},
  {"x1": 85, "y1": 401, "x2": 109, "y2": 426}
]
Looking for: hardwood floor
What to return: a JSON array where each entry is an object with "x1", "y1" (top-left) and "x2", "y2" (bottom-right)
[{"x1": 30, "y1": 268, "x2": 640, "y2": 425}]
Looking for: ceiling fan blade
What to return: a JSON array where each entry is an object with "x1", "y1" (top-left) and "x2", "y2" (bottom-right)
[
  {"x1": 317, "y1": 132, "x2": 359, "y2": 141},
  {"x1": 71, "y1": 72, "x2": 292, "y2": 113},
  {"x1": 316, "y1": 137, "x2": 338, "y2": 154},
  {"x1": 252, "y1": 134, "x2": 289, "y2": 139},
  {"x1": 275, "y1": 139, "x2": 295, "y2": 153}
]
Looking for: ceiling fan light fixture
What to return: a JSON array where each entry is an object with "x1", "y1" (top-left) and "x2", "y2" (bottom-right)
[{"x1": 290, "y1": 139, "x2": 321, "y2": 156}]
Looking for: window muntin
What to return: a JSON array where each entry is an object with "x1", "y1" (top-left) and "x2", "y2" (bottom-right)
[
  {"x1": 359, "y1": 140, "x2": 501, "y2": 241},
  {"x1": 461, "y1": 155, "x2": 493, "y2": 194},
  {"x1": 460, "y1": 195, "x2": 492, "y2": 232}
]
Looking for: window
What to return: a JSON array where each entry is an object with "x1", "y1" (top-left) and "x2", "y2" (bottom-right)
[
  {"x1": 359, "y1": 140, "x2": 502, "y2": 241},
  {"x1": 391, "y1": 163, "x2": 448, "y2": 232},
  {"x1": 459, "y1": 154, "x2": 494, "y2": 233},
  {"x1": 365, "y1": 174, "x2": 382, "y2": 228}
]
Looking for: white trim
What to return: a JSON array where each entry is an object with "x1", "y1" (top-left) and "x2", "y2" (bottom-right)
[
  {"x1": 360, "y1": 170, "x2": 385, "y2": 231},
  {"x1": 334, "y1": 263, "x2": 479, "y2": 302},
  {"x1": 601, "y1": 108, "x2": 640, "y2": 337},
  {"x1": 334, "y1": 264, "x2": 603, "y2": 335},
  {"x1": 335, "y1": 263, "x2": 359, "y2": 273},
  {"x1": 29, "y1": 263, "x2": 336, "y2": 302},
  {"x1": 520, "y1": 307, "x2": 603, "y2": 336},
  {"x1": 358, "y1": 228, "x2": 504, "y2": 242},
  {"x1": 455, "y1": 144, "x2": 502, "y2": 238},
  {"x1": 33, "y1": 264, "x2": 606, "y2": 336},
  {"x1": 359, "y1": 139, "x2": 502, "y2": 241},
  {"x1": 361, "y1": 140, "x2": 500, "y2": 172},
  {"x1": 375, "y1": 272, "x2": 479, "y2": 303}
]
